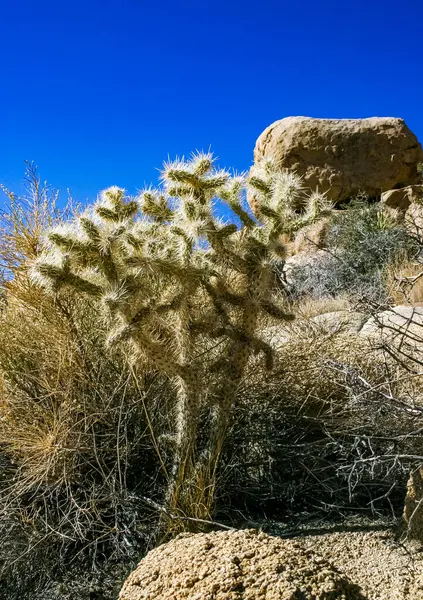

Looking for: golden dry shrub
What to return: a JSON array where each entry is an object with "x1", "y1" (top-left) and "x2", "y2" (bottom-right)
[
  {"x1": 0, "y1": 167, "x2": 170, "y2": 599},
  {"x1": 386, "y1": 258, "x2": 423, "y2": 305}
]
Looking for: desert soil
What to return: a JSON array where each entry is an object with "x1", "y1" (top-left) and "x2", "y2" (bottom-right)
[{"x1": 300, "y1": 528, "x2": 422, "y2": 599}]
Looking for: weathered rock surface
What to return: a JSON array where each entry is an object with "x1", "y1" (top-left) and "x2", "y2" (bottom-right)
[
  {"x1": 252, "y1": 117, "x2": 423, "y2": 207},
  {"x1": 119, "y1": 528, "x2": 366, "y2": 600},
  {"x1": 404, "y1": 466, "x2": 423, "y2": 544},
  {"x1": 381, "y1": 185, "x2": 423, "y2": 212},
  {"x1": 300, "y1": 528, "x2": 423, "y2": 600},
  {"x1": 359, "y1": 306, "x2": 423, "y2": 347}
]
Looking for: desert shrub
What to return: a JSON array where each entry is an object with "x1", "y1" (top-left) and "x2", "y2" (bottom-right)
[
  {"x1": 0, "y1": 168, "x2": 173, "y2": 599},
  {"x1": 2, "y1": 162, "x2": 422, "y2": 599},
  {"x1": 0, "y1": 161, "x2": 67, "y2": 288},
  {"x1": 287, "y1": 200, "x2": 419, "y2": 304},
  {"x1": 0, "y1": 156, "x2": 333, "y2": 596},
  {"x1": 0, "y1": 289, "x2": 170, "y2": 599},
  {"x1": 221, "y1": 328, "x2": 423, "y2": 521}
]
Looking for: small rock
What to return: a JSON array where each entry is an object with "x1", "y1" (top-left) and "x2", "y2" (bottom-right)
[{"x1": 381, "y1": 185, "x2": 423, "y2": 211}]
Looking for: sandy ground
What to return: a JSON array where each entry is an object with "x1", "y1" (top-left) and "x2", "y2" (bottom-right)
[{"x1": 300, "y1": 528, "x2": 423, "y2": 600}]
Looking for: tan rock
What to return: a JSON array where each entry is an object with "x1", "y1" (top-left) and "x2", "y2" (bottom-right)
[
  {"x1": 291, "y1": 215, "x2": 332, "y2": 254},
  {"x1": 359, "y1": 306, "x2": 423, "y2": 347},
  {"x1": 381, "y1": 185, "x2": 423, "y2": 211},
  {"x1": 404, "y1": 466, "x2": 423, "y2": 543},
  {"x1": 251, "y1": 117, "x2": 423, "y2": 210},
  {"x1": 405, "y1": 201, "x2": 423, "y2": 237},
  {"x1": 119, "y1": 529, "x2": 366, "y2": 600}
]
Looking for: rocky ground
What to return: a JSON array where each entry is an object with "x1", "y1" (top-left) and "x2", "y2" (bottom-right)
[
  {"x1": 301, "y1": 528, "x2": 422, "y2": 599},
  {"x1": 263, "y1": 517, "x2": 422, "y2": 600},
  {"x1": 119, "y1": 518, "x2": 423, "y2": 600}
]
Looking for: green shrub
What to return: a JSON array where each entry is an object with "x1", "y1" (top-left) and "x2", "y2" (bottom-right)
[
  {"x1": 287, "y1": 199, "x2": 418, "y2": 304},
  {"x1": 327, "y1": 200, "x2": 416, "y2": 274}
]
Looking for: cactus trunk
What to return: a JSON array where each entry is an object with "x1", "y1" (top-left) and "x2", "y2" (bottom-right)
[
  {"x1": 196, "y1": 272, "x2": 263, "y2": 512},
  {"x1": 163, "y1": 375, "x2": 200, "y2": 530}
]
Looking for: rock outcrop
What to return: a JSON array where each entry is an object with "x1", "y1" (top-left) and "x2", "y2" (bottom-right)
[
  {"x1": 119, "y1": 528, "x2": 366, "y2": 600},
  {"x1": 251, "y1": 117, "x2": 423, "y2": 208}
]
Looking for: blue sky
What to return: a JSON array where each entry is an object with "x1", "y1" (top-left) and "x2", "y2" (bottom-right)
[{"x1": 1, "y1": 0, "x2": 422, "y2": 206}]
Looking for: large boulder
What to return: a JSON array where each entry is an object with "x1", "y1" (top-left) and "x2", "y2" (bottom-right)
[
  {"x1": 252, "y1": 117, "x2": 423, "y2": 207},
  {"x1": 119, "y1": 529, "x2": 366, "y2": 600}
]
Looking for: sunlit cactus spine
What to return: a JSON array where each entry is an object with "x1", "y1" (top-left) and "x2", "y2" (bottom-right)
[{"x1": 31, "y1": 152, "x2": 330, "y2": 529}]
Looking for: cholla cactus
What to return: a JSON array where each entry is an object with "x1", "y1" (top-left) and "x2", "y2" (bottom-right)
[{"x1": 31, "y1": 152, "x2": 330, "y2": 526}]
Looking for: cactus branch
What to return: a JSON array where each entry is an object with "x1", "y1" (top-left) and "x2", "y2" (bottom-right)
[{"x1": 32, "y1": 153, "x2": 326, "y2": 530}]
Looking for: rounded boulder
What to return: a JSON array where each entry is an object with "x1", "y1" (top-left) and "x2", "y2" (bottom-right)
[{"x1": 119, "y1": 528, "x2": 366, "y2": 600}]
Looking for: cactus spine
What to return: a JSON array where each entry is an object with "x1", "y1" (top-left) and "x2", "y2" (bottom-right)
[{"x1": 32, "y1": 153, "x2": 331, "y2": 529}]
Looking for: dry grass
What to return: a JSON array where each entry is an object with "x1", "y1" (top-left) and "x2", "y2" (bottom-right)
[
  {"x1": 0, "y1": 165, "x2": 422, "y2": 598},
  {"x1": 0, "y1": 166, "x2": 173, "y2": 599},
  {"x1": 289, "y1": 293, "x2": 352, "y2": 319},
  {"x1": 386, "y1": 258, "x2": 423, "y2": 305},
  {"x1": 222, "y1": 323, "x2": 423, "y2": 520}
]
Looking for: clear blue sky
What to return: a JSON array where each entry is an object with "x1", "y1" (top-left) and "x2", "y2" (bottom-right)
[{"x1": 1, "y1": 0, "x2": 422, "y2": 205}]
